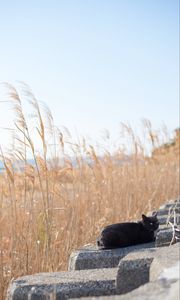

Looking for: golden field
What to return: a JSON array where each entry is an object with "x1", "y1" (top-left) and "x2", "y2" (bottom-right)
[{"x1": 0, "y1": 84, "x2": 179, "y2": 299}]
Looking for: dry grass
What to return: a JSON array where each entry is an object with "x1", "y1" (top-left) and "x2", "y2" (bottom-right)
[{"x1": 0, "y1": 84, "x2": 179, "y2": 299}]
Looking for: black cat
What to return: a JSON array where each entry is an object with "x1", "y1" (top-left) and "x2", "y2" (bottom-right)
[{"x1": 97, "y1": 212, "x2": 159, "y2": 249}]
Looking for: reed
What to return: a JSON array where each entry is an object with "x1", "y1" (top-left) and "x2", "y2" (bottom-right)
[{"x1": 0, "y1": 84, "x2": 179, "y2": 299}]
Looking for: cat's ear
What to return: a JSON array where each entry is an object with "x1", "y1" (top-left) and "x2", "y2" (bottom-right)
[{"x1": 142, "y1": 214, "x2": 147, "y2": 221}]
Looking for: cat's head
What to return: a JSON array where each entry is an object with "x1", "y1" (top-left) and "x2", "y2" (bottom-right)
[{"x1": 141, "y1": 212, "x2": 159, "y2": 232}]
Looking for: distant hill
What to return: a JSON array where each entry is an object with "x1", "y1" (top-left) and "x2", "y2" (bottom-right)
[{"x1": 152, "y1": 128, "x2": 180, "y2": 158}]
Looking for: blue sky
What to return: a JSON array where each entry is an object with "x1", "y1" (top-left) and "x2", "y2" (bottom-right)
[{"x1": 0, "y1": 0, "x2": 179, "y2": 149}]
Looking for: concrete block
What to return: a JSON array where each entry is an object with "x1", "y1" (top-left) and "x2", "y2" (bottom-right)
[
  {"x1": 157, "y1": 214, "x2": 180, "y2": 225},
  {"x1": 68, "y1": 242, "x2": 155, "y2": 271},
  {"x1": 75, "y1": 280, "x2": 180, "y2": 300},
  {"x1": 6, "y1": 268, "x2": 117, "y2": 300},
  {"x1": 159, "y1": 200, "x2": 180, "y2": 210},
  {"x1": 155, "y1": 228, "x2": 173, "y2": 247},
  {"x1": 77, "y1": 261, "x2": 180, "y2": 300},
  {"x1": 116, "y1": 248, "x2": 156, "y2": 294},
  {"x1": 158, "y1": 224, "x2": 171, "y2": 230},
  {"x1": 150, "y1": 243, "x2": 180, "y2": 281},
  {"x1": 155, "y1": 207, "x2": 180, "y2": 216}
]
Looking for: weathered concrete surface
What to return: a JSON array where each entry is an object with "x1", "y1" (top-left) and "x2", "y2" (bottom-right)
[
  {"x1": 75, "y1": 259, "x2": 180, "y2": 300},
  {"x1": 155, "y1": 226, "x2": 180, "y2": 247},
  {"x1": 116, "y1": 248, "x2": 156, "y2": 294},
  {"x1": 150, "y1": 243, "x2": 180, "y2": 281},
  {"x1": 159, "y1": 199, "x2": 180, "y2": 210},
  {"x1": 68, "y1": 242, "x2": 155, "y2": 271},
  {"x1": 76, "y1": 280, "x2": 180, "y2": 300},
  {"x1": 156, "y1": 207, "x2": 180, "y2": 216},
  {"x1": 6, "y1": 268, "x2": 117, "y2": 300},
  {"x1": 8, "y1": 245, "x2": 178, "y2": 300},
  {"x1": 155, "y1": 227, "x2": 173, "y2": 247},
  {"x1": 157, "y1": 214, "x2": 180, "y2": 225},
  {"x1": 158, "y1": 224, "x2": 171, "y2": 230}
]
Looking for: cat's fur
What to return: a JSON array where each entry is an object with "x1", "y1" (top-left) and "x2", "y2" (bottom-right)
[{"x1": 97, "y1": 212, "x2": 159, "y2": 249}]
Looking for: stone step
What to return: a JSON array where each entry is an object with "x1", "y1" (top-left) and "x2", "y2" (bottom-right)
[
  {"x1": 73, "y1": 244, "x2": 180, "y2": 300},
  {"x1": 157, "y1": 214, "x2": 180, "y2": 225},
  {"x1": 6, "y1": 268, "x2": 117, "y2": 300},
  {"x1": 7, "y1": 243, "x2": 179, "y2": 300},
  {"x1": 116, "y1": 248, "x2": 156, "y2": 294},
  {"x1": 155, "y1": 227, "x2": 174, "y2": 247},
  {"x1": 150, "y1": 243, "x2": 180, "y2": 280},
  {"x1": 6, "y1": 247, "x2": 159, "y2": 300},
  {"x1": 68, "y1": 242, "x2": 155, "y2": 271},
  {"x1": 158, "y1": 224, "x2": 171, "y2": 229},
  {"x1": 154, "y1": 207, "x2": 180, "y2": 216},
  {"x1": 159, "y1": 199, "x2": 180, "y2": 210},
  {"x1": 76, "y1": 279, "x2": 180, "y2": 300}
]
